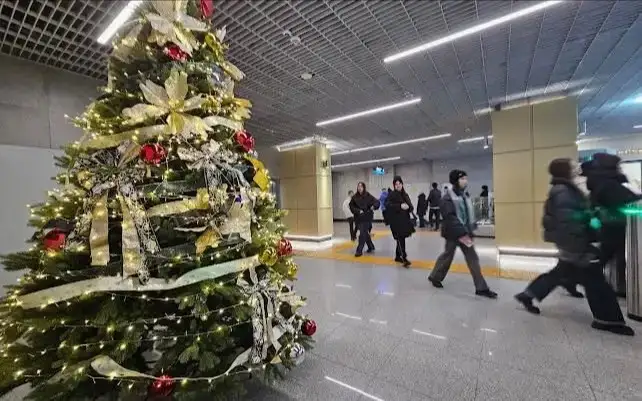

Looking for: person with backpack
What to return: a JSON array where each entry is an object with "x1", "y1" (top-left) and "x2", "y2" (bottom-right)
[
  {"x1": 428, "y1": 170, "x2": 497, "y2": 299},
  {"x1": 427, "y1": 182, "x2": 442, "y2": 230},
  {"x1": 349, "y1": 182, "x2": 380, "y2": 257},
  {"x1": 514, "y1": 158, "x2": 633, "y2": 336},
  {"x1": 385, "y1": 176, "x2": 414, "y2": 267}
]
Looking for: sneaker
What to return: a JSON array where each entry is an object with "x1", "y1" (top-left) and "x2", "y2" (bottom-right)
[
  {"x1": 476, "y1": 289, "x2": 498, "y2": 299},
  {"x1": 354, "y1": 252, "x2": 363, "y2": 258},
  {"x1": 566, "y1": 289, "x2": 585, "y2": 299},
  {"x1": 591, "y1": 321, "x2": 635, "y2": 336},
  {"x1": 402, "y1": 259, "x2": 411, "y2": 268},
  {"x1": 515, "y1": 292, "x2": 540, "y2": 314},
  {"x1": 428, "y1": 277, "x2": 443, "y2": 288}
]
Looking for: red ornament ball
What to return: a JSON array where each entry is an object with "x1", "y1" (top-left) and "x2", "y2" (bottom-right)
[
  {"x1": 148, "y1": 375, "x2": 175, "y2": 397},
  {"x1": 140, "y1": 143, "x2": 167, "y2": 165},
  {"x1": 277, "y1": 238, "x2": 293, "y2": 257},
  {"x1": 163, "y1": 44, "x2": 188, "y2": 62},
  {"x1": 200, "y1": 0, "x2": 215, "y2": 18},
  {"x1": 234, "y1": 130, "x2": 255, "y2": 153},
  {"x1": 302, "y1": 319, "x2": 317, "y2": 336},
  {"x1": 43, "y1": 229, "x2": 66, "y2": 250}
]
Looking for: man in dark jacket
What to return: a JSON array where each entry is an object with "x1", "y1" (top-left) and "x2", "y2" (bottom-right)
[
  {"x1": 428, "y1": 170, "x2": 497, "y2": 298},
  {"x1": 349, "y1": 182, "x2": 380, "y2": 257},
  {"x1": 427, "y1": 182, "x2": 442, "y2": 230},
  {"x1": 586, "y1": 153, "x2": 641, "y2": 297},
  {"x1": 515, "y1": 158, "x2": 633, "y2": 336}
]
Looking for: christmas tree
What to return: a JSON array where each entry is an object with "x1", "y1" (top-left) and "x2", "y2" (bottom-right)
[{"x1": 0, "y1": 1, "x2": 315, "y2": 399}]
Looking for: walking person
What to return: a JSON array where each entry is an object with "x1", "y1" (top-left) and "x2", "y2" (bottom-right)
[
  {"x1": 480, "y1": 185, "x2": 490, "y2": 221},
  {"x1": 586, "y1": 153, "x2": 641, "y2": 297},
  {"x1": 427, "y1": 182, "x2": 442, "y2": 230},
  {"x1": 349, "y1": 182, "x2": 380, "y2": 257},
  {"x1": 417, "y1": 192, "x2": 428, "y2": 228},
  {"x1": 514, "y1": 158, "x2": 633, "y2": 336},
  {"x1": 385, "y1": 176, "x2": 414, "y2": 267},
  {"x1": 379, "y1": 188, "x2": 389, "y2": 226},
  {"x1": 342, "y1": 190, "x2": 356, "y2": 241},
  {"x1": 428, "y1": 170, "x2": 497, "y2": 298}
]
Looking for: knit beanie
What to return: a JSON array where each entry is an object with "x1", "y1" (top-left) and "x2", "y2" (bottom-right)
[
  {"x1": 393, "y1": 175, "x2": 403, "y2": 186},
  {"x1": 449, "y1": 170, "x2": 467, "y2": 186},
  {"x1": 548, "y1": 158, "x2": 572, "y2": 179}
]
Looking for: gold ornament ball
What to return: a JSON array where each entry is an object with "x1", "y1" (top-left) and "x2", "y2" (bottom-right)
[{"x1": 260, "y1": 248, "x2": 278, "y2": 266}]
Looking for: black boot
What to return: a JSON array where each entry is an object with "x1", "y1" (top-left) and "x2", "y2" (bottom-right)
[
  {"x1": 591, "y1": 321, "x2": 635, "y2": 336},
  {"x1": 515, "y1": 292, "x2": 540, "y2": 314},
  {"x1": 402, "y1": 259, "x2": 411, "y2": 268},
  {"x1": 476, "y1": 289, "x2": 498, "y2": 299},
  {"x1": 428, "y1": 276, "x2": 443, "y2": 288}
]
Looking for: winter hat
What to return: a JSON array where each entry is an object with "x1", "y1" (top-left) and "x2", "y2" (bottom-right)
[
  {"x1": 393, "y1": 175, "x2": 403, "y2": 185},
  {"x1": 592, "y1": 152, "x2": 620, "y2": 170},
  {"x1": 449, "y1": 169, "x2": 467, "y2": 185},
  {"x1": 548, "y1": 158, "x2": 572, "y2": 179},
  {"x1": 579, "y1": 160, "x2": 594, "y2": 177}
]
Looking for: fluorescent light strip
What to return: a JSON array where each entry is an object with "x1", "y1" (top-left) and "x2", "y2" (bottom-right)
[
  {"x1": 275, "y1": 135, "x2": 327, "y2": 152},
  {"x1": 316, "y1": 98, "x2": 421, "y2": 127},
  {"x1": 635, "y1": 96, "x2": 642, "y2": 104},
  {"x1": 412, "y1": 329, "x2": 447, "y2": 340},
  {"x1": 332, "y1": 134, "x2": 451, "y2": 156},
  {"x1": 97, "y1": 0, "x2": 143, "y2": 45},
  {"x1": 457, "y1": 136, "x2": 486, "y2": 143},
  {"x1": 334, "y1": 312, "x2": 362, "y2": 320},
  {"x1": 325, "y1": 376, "x2": 385, "y2": 401},
  {"x1": 384, "y1": 1, "x2": 563, "y2": 63},
  {"x1": 634, "y1": 125, "x2": 642, "y2": 129},
  {"x1": 331, "y1": 156, "x2": 401, "y2": 169}
]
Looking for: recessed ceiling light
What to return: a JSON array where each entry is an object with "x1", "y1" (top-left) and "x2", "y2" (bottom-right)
[
  {"x1": 316, "y1": 98, "x2": 421, "y2": 127},
  {"x1": 331, "y1": 133, "x2": 450, "y2": 155},
  {"x1": 331, "y1": 156, "x2": 401, "y2": 169},
  {"x1": 384, "y1": 0, "x2": 563, "y2": 63},
  {"x1": 97, "y1": 0, "x2": 143, "y2": 45},
  {"x1": 301, "y1": 72, "x2": 314, "y2": 80}
]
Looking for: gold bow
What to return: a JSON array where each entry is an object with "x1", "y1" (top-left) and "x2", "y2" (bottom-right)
[
  {"x1": 246, "y1": 156, "x2": 269, "y2": 192},
  {"x1": 146, "y1": 0, "x2": 208, "y2": 54}
]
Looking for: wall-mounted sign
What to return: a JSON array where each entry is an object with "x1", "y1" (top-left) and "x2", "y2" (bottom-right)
[{"x1": 372, "y1": 166, "x2": 385, "y2": 175}]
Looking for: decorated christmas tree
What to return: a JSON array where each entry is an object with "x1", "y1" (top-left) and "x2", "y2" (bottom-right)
[{"x1": 0, "y1": 1, "x2": 315, "y2": 399}]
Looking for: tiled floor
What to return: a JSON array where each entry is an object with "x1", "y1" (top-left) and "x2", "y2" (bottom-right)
[{"x1": 243, "y1": 252, "x2": 642, "y2": 401}]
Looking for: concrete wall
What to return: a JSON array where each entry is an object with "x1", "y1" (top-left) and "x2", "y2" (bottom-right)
[
  {"x1": 331, "y1": 154, "x2": 493, "y2": 219},
  {"x1": 0, "y1": 55, "x2": 100, "y2": 293},
  {"x1": 0, "y1": 54, "x2": 100, "y2": 149}
]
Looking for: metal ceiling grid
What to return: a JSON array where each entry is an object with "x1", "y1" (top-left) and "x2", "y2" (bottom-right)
[{"x1": 1, "y1": 0, "x2": 642, "y2": 160}]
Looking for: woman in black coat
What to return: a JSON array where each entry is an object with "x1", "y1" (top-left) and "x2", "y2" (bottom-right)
[
  {"x1": 349, "y1": 182, "x2": 380, "y2": 257},
  {"x1": 385, "y1": 176, "x2": 414, "y2": 267},
  {"x1": 417, "y1": 193, "x2": 428, "y2": 228}
]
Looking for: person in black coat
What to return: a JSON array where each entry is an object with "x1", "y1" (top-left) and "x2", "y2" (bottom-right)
[
  {"x1": 515, "y1": 158, "x2": 633, "y2": 336},
  {"x1": 385, "y1": 176, "x2": 414, "y2": 267},
  {"x1": 586, "y1": 153, "x2": 641, "y2": 297},
  {"x1": 417, "y1": 193, "x2": 428, "y2": 228},
  {"x1": 428, "y1": 170, "x2": 497, "y2": 298},
  {"x1": 427, "y1": 182, "x2": 442, "y2": 230},
  {"x1": 349, "y1": 182, "x2": 380, "y2": 257}
]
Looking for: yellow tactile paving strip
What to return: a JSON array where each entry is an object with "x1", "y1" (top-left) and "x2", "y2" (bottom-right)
[{"x1": 294, "y1": 230, "x2": 540, "y2": 282}]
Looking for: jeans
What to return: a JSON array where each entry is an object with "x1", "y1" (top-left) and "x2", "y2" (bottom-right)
[
  {"x1": 347, "y1": 217, "x2": 356, "y2": 241},
  {"x1": 395, "y1": 237, "x2": 407, "y2": 260},
  {"x1": 356, "y1": 221, "x2": 374, "y2": 254}
]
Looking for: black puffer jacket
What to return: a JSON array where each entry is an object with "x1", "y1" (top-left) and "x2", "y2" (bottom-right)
[
  {"x1": 586, "y1": 168, "x2": 641, "y2": 226},
  {"x1": 543, "y1": 177, "x2": 597, "y2": 266},
  {"x1": 417, "y1": 193, "x2": 428, "y2": 216},
  {"x1": 440, "y1": 186, "x2": 476, "y2": 240},
  {"x1": 385, "y1": 190, "x2": 414, "y2": 239},
  {"x1": 349, "y1": 184, "x2": 380, "y2": 223}
]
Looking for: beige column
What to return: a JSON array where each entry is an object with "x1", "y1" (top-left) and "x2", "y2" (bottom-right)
[
  {"x1": 491, "y1": 97, "x2": 578, "y2": 248},
  {"x1": 279, "y1": 143, "x2": 333, "y2": 240}
]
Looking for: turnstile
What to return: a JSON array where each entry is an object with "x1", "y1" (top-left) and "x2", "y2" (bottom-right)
[{"x1": 626, "y1": 214, "x2": 642, "y2": 321}]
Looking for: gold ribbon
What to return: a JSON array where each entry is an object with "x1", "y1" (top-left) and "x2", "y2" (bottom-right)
[
  {"x1": 89, "y1": 194, "x2": 109, "y2": 266},
  {"x1": 195, "y1": 228, "x2": 219, "y2": 255},
  {"x1": 146, "y1": 188, "x2": 210, "y2": 217},
  {"x1": 119, "y1": 195, "x2": 144, "y2": 277},
  {"x1": 246, "y1": 156, "x2": 269, "y2": 192}
]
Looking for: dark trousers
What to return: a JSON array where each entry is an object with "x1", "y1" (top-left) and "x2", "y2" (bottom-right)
[
  {"x1": 525, "y1": 260, "x2": 625, "y2": 324},
  {"x1": 418, "y1": 214, "x2": 427, "y2": 228},
  {"x1": 356, "y1": 221, "x2": 374, "y2": 254},
  {"x1": 430, "y1": 240, "x2": 489, "y2": 291},
  {"x1": 347, "y1": 217, "x2": 356, "y2": 241},
  {"x1": 428, "y1": 208, "x2": 440, "y2": 229},
  {"x1": 601, "y1": 226, "x2": 626, "y2": 294},
  {"x1": 395, "y1": 237, "x2": 407, "y2": 260}
]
